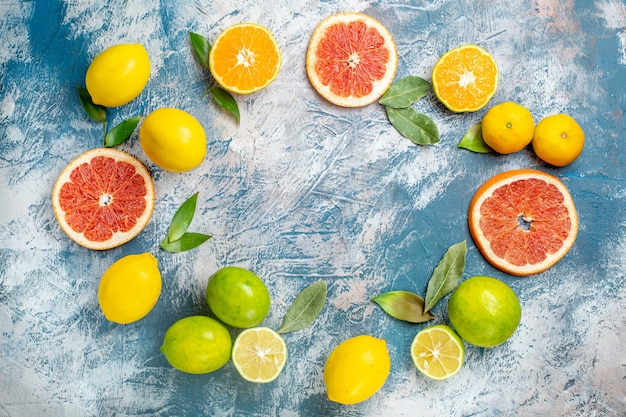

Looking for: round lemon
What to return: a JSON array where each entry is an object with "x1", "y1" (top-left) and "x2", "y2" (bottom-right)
[
  {"x1": 85, "y1": 43, "x2": 150, "y2": 107},
  {"x1": 161, "y1": 316, "x2": 232, "y2": 374},
  {"x1": 139, "y1": 108, "x2": 207, "y2": 172},
  {"x1": 98, "y1": 252, "x2": 161, "y2": 324},
  {"x1": 481, "y1": 101, "x2": 534, "y2": 154},
  {"x1": 324, "y1": 335, "x2": 390, "y2": 405},
  {"x1": 532, "y1": 113, "x2": 584, "y2": 166}
]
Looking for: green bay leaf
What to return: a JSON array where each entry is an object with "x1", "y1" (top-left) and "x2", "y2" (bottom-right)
[
  {"x1": 278, "y1": 281, "x2": 327, "y2": 334},
  {"x1": 189, "y1": 31, "x2": 211, "y2": 68},
  {"x1": 160, "y1": 232, "x2": 212, "y2": 253},
  {"x1": 167, "y1": 192, "x2": 199, "y2": 243},
  {"x1": 211, "y1": 87, "x2": 240, "y2": 123},
  {"x1": 104, "y1": 115, "x2": 142, "y2": 147},
  {"x1": 386, "y1": 106, "x2": 440, "y2": 145},
  {"x1": 379, "y1": 76, "x2": 431, "y2": 108},
  {"x1": 372, "y1": 291, "x2": 435, "y2": 323},
  {"x1": 424, "y1": 241, "x2": 467, "y2": 312},
  {"x1": 76, "y1": 86, "x2": 106, "y2": 123},
  {"x1": 458, "y1": 122, "x2": 493, "y2": 153}
]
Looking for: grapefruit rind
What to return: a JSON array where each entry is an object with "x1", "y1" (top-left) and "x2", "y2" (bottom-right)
[
  {"x1": 468, "y1": 169, "x2": 578, "y2": 276},
  {"x1": 52, "y1": 148, "x2": 155, "y2": 250},
  {"x1": 306, "y1": 12, "x2": 398, "y2": 108}
]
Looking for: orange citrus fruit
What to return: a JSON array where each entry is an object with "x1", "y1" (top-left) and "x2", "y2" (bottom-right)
[
  {"x1": 532, "y1": 113, "x2": 585, "y2": 166},
  {"x1": 432, "y1": 44, "x2": 498, "y2": 112},
  {"x1": 208, "y1": 23, "x2": 282, "y2": 94},
  {"x1": 52, "y1": 148, "x2": 155, "y2": 250},
  {"x1": 481, "y1": 101, "x2": 535, "y2": 154},
  {"x1": 468, "y1": 169, "x2": 578, "y2": 276},
  {"x1": 85, "y1": 43, "x2": 150, "y2": 107},
  {"x1": 306, "y1": 12, "x2": 398, "y2": 107}
]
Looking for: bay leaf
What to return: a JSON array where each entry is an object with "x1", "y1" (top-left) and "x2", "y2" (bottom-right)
[
  {"x1": 379, "y1": 76, "x2": 431, "y2": 108},
  {"x1": 76, "y1": 86, "x2": 106, "y2": 123},
  {"x1": 386, "y1": 106, "x2": 440, "y2": 145},
  {"x1": 189, "y1": 31, "x2": 211, "y2": 68},
  {"x1": 424, "y1": 241, "x2": 467, "y2": 312},
  {"x1": 104, "y1": 115, "x2": 142, "y2": 147},
  {"x1": 160, "y1": 232, "x2": 212, "y2": 253},
  {"x1": 371, "y1": 291, "x2": 435, "y2": 323},
  {"x1": 167, "y1": 192, "x2": 199, "y2": 243},
  {"x1": 278, "y1": 281, "x2": 327, "y2": 334},
  {"x1": 458, "y1": 122, "x2": 493, "y2": 153},
  {"x1": 211, "y1": 87, "x2": 240, "y2": 123}
]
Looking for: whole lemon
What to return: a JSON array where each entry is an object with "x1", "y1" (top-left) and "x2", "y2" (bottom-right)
[
  {"x1": 161, "y1": 315, "x2": 232, "y2": 374},
  {"x1": 98, "y1": 252, "x2": 161, "y2": 324},
  {"x1": 481, "y1": 101, "x2": 535, "y2": 154},
  {"x1": 532, "y1": 113, "x2": 584, "y2": 166},
  {"x1": 448, "y1": 276, "x2": 521, "y2": 348},
  {"x1": 324, "y1": 335, "x2": 390, "y2": 405},
  {"x1": 85, "y1": 43, "x2": 150, "y2": 107},
  {"x1": 206, "y1": 266, "x2": 270, "y2": 328},
  {"x1": 139, "y1": 108, "x2": 207, "y2": 172}
]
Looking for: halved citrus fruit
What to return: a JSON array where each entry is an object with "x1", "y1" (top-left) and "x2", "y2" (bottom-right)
[
  {"x1": 411, "y1": 325, "x2": 464, "y2": 380},
  {"x1": 432, "y1": 44, "x2": 498, "y2": 112},
  {"x1": 468, "y1": 169, "x2": 578, "y2": 276},
  {"x1": 232, "y1": 327, "x2": 287, "y2": 383},
  {"x1": 209, "y1": 23, "x2": 282, "y2": 94},
  {"x1": 52, "y1": 148, "x2": 155, "y2": 250},
  {"x1": 306, "y1": 12, "x2": 398, "y2": 107}
]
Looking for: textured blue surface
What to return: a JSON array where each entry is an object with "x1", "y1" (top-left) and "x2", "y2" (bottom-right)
[{"x1": 1, "y1": 1, "x2": 625, "y2": 416}]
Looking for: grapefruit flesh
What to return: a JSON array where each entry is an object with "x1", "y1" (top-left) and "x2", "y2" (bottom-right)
[
  {"x1": 52, "y1": 148, "x2": 154, "y2": 250},
  {"x1": 468, "y1": 169, "x2": 578, "y2": 276},
  {"x1": 306, "y1": 12, "x2": 398, "y2": 107}
]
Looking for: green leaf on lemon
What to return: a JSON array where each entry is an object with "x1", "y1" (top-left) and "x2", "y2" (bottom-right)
[
  {"x1": 278, "y1": 281, "x2": 327, "y2": 334},
  {"x1": 104, "y1": 116, "x2": 142, "y2": 147},
  {"x1": 379, "y1": 76, "x2": 431, "y2": 108},
  {"x1": 76, "y1": 86, "x2": 106, "y2": 123},
  {"x1": 189, "y1": 31, "x2": 211, "y2": 68},
  {"x1": 211, "y1": 87, "x2": 240, "y2": 123},
  {"x1": 160, "y1": 232, "x2": 212, "y2": 253},
  {"x1": 386, "y1": 106, "x2": 440, "y2": 145},
  {"x1": 458, "y1": 122, "x2": 493, "y2": 153},
  {"x1": 372, "y1": 291, "x2": 435, "y2": 323},
  {"x1": 424, "y1": 241, "x2": 467, "y2": 313}
]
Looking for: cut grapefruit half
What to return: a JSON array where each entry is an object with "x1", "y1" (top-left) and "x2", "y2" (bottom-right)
[
  {"x1": 52, "y1": 148, "x2": 155, "y2": 250},
  {"x1": 468, "y1": 169, "x2": 578, "y2": 276},
  {"x1": 306, "y1": 12, "x2": 398, "y2": 107}
]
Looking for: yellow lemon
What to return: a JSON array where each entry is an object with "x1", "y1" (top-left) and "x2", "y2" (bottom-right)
[
  {"x1": 532, "y1": 113, "x2": 585, "y2": 166},
  {"x1": 481, "y1": 101, "x2": 534, "y2": 154},
  {"x1": 139, "y1": 108, "x2": 207, "y2": 172},
  {"x1": 98, "y1": 253, "x2": 161, "y2": 324},
  {"x1": 85, "y1": 43, "x2": 150, "y2": 107},
  {"x1": 324, "y1": 335, "x2": 390, "y2": 405}
]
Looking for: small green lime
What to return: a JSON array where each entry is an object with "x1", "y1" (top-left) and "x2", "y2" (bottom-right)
[
  {"x1": 448, "y1": 276, "x2": 521, "y2": 348},
  {"x1": 206, "y1": 266, "x2": 270, "y2": 328},
  {"x1": 161, "y1": 315, "x2": 232, "y2": 374}
]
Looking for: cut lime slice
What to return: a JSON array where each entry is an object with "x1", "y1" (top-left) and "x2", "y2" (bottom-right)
[
  {"x1": 232, "y1": 327, "x2": 287, "y2": 383},
  {"x1": 411, "y1": 324, "x2": 465, "y2": 380}
]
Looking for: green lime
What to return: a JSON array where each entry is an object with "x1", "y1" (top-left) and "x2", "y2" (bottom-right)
[
  {"x1": 206, "y1": 266, "x2": 270, "y2": 328},
  {"x1": 448, "y1": 276, "x2": 521, "y2": 348},
  {"x1": 161, "y1": 315, "x2": 232, "y2": 374}
]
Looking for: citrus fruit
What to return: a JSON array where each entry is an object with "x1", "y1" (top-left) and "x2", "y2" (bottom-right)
[
  {"x1": 481, "y1": 101, "x2": 535, "y2": 154},
  {"x1": 232, "y1": 327, "x2": 287, "y2": 383},
  {"x1": 468, "y1": 169, "x2": 578, "y2": 276},
  {"x1": 306, "y1": 12, "x2": 398, "y2": 107},
  {"x1": 161, "y1": 315, "x2": 232, "y2": 374},
  {"x1": 432, "y1": 44, "x2": 498, "y2": 112},
  {"x1": 208, "y1": 23, "x2": 282, "y2": 94},
  {"x1": 411, "y1": 325, "x2": 464, "y2": 380},
  {"x1": 85, "y1": 43, "x2": 150, "y2": 107},
  {"x1": 139, "y1": 108, "x2": 207, "y2": 172},
  {"x1": 448, "y1": 276, "x2": 522, "y2": 348},
  {"x1": 98, "y1": 252, "x2": 161, "y2": 324},
  {"x1": 206, "y1": 266, "x2": 270, "y2": 328},
  {"x1": 324, "y1": 335, "x2": 390, "y2": 405},
  {"x1": 532, "y1": 113, "x2": 585, "y2": 166},
  {"x1": 52, "y1": 148, "x2": 155, "y2": 250}
]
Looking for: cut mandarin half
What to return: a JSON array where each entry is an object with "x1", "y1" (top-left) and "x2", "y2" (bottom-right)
[
  {"x1": 468, "y1": 169, "x2": 578, "y2": 276},
  {"x1": 432, "y1": 44, "x2": 498, "y2": 112},
  {"x1": 306, "y1": 12, "x2": 398, "y2": 107},
  {"x1": 232, "y1": 327, "x2": 287, "y2": 383},
  {"x1": 209, "y1": 23, "x2": 282, "y2": 94},
  {"x1": 411, "y1": 325, "x2": 465, "y2": 380},
  {"x1": 52, "y1": 148, "x2": 155, "y2": 250}
]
